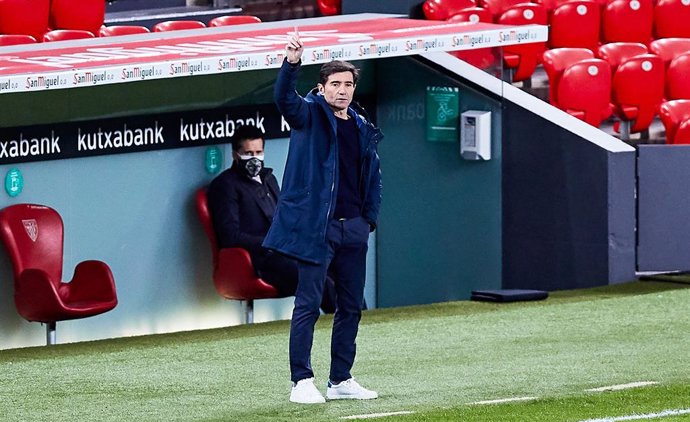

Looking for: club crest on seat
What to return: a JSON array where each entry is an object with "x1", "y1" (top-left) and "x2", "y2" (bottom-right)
[{"x1": 21, "y1": 219, "x2": 38, "y2": 242}]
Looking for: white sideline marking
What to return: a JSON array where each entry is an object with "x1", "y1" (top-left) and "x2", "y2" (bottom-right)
[
  {"x1": 468, "y1": 396, "x2": 539, "y2": 405},
  {"x1": 341, "y1": 411, "x2": 414, "y2": 420},
  {"x1": 586, "y1": 381, "x2": 659, "y2": 392},
  {"x1": 578, "y1": 408, "x2": 690, "y2": 422}
]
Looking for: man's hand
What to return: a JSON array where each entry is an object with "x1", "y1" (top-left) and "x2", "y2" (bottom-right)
[{"x1": 286, "y1": 27, "x2": 303, "y2": 64}]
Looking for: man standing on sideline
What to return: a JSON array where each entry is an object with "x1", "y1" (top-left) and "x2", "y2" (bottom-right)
[
  {"x1": 207, "y1": 124, "x2": 336, "y2": 312},
  {"x1": 263, "y1": 30, "x2": 383, "y2": 404}
]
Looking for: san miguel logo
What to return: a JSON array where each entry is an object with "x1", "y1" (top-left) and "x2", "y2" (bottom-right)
[
  {"x1": 21, "y1": 219, "x2": 38, "y2": 242},
  {"x1": 73, "y1": 70, "x2": 111, "y2": 85},
  {"x1": 169, "y1": 61, "x2": 207, "y2": 76},
  {"x1": 121, "y1": 66, "x2": 159, "y2": 80},
  {"x1": 359, "y1": 43, "x2": 395, "y2": 57},
  {"x1": 218, "y1": 56, "x2": 257, "y2": 71},
  {"x1": 453, "y1": 34, "x2": 487, "y2": 47},
  {"x1": 311, "y1": 48, "x2": 348, "y2": 62},
  {"x1": 25, "y1": 75, "x2": 67, "y2": 89}
]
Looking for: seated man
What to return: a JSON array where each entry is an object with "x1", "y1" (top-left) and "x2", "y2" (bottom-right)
[{"x1": 207, "y1": 124, "x2": 335, "y2": 313}]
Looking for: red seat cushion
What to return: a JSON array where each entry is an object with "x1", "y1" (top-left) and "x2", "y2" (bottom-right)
[
  {"x1": 43, "y1": 29, "x2": 95, "y2": 42},
  {"x1": 153, "y1": 20, "x2": 206, "y2": 32},
  {"x1": 649, "y1": 38, "x2": 690, "y2": 68},
  {"x1": 543, "y1": 48, "x2": 595, "y2": 105},
  {"x1": 478, "y1": 0, "x2": 528, "y2": 20},
  {"x1": 99, "y1": 25, "x2": 150, "y2": 37},
  {"x1": 654, "y1": 0, "x2": 690, "y2": 39},
  {"x1": 659, "y1": 100, "x2": 690, "y2": 143},
  {"x1": 549, "y1": 0, "x2": 601, "y2": 51},
  {"x1": 423, "y1": 0, "x2": 477, "y2": 20},
  {"x1": 50, "y1": 0, "x2": 104, "y2": 35},
  {"x1": 0, "y1": 0, "x2": 50, "y2": 41},
  {"x1": 601, "y1": 0, "x2": 653, "y2": 44},
  {"x1": 597, "y1": 42, "x2": 648, "y2": 73},
  {"x1": 0, "y1": 34, "x2": 37, "y2": 46},
  {"x1": 666, "y1": 52, "x2": 690, "y2": 100},
  {"x1": 208, "y1": 15, "x2": 261, "y2": 27},
  {"x1": 611, "y1": 54, "x2": 664, "y2": 132},
  {"x1": 557, "y1": 58, "x2": 613, "y2": 127}
]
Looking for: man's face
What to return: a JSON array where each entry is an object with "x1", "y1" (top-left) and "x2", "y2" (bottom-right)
[
  {"x1": 318, "y1": 71, "x2": 356, "y2": 113},
  {"x1": 233, "y1": 138, "x2": 264, "y2": 161}
]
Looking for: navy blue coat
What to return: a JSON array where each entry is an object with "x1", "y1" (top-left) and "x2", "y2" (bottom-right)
[{"x1": 263, "y1": 59, "x2": 383, "y2": 264}]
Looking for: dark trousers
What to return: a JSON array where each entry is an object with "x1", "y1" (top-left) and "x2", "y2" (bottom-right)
[
  {"x1": 255, "y1": 249, "x2": 337, "y2": 314},
  {"x1": 289, "y1": 217, "x2": 369, "y2": 383}
]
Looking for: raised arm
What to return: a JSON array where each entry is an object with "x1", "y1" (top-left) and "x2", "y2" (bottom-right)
[{"x1": 274, "y1": 29, "x2": 310, "y2": 129}]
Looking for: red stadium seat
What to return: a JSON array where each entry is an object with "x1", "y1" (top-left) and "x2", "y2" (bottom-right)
[
  {"x1": 0, "y1": 204, "x2": 118, "y2": 345},
  {"x1": 654, "y1": 0, "x2": 690, "y2": 39},
  {"x1": 478, "y1": 0, "x2": 527, "y2": 20},
  {"x1": 0, "y1": 0, "x2": 50, "y2": 42},
  {"x1": 317, "y1": 0, "x2": 341, "y2": 16},
  {"x1": 423, "y1": 0, "x2": 477, "y2": 20},
  {"x1": 533, "y1": 0, "x2": 586, "y2": 13},
  {"x1": 610, "y1": 54, "x2": 664, "y2": 136},
  {"x1": 447, "y1": 5, "x2": 492, "y2": 22},
  {"x1": 601, "y1": 0, "x2": 653, "y2": 44},
  {"x1": 43, "y1": 29, "x2": 95, "y2": 42},
  {"x1": 0, "y1": 34, "x2": 36, "y2": 46},
  {"x1": 497, "y1": 3, "x2": 548, "y2": 82},
  {"x1": 99, "y1": 25, "x2": 150, "y2": 37},
  {"x1": 50, "y1": 0, "x2": 104, "y2": 36},
  {"x1": 549, "y1": 0, "x2": 601, "y2": 51},
  {"x1": 208, "y1": 15, "x2": 262, "y2": 27},
  {"x1": 543, "y1": 47, "x2": 595, "y2": 104},
  {"x1": 597, "y1": 42, "x2": 648, "y2": 73},
  {"x1": 666, "y1": 52, "x2": 690, "y2": 100},
  {"x1": 649, "y1": 38, "x2": 690, "y2": 68},
  {"x1": 659, "y1": 99, "x2": 690, "y2": 143},
  {"x1": 447, "y1": 8, "x2": 495, "y2": 70},
  {"x1": 557, "y1": 58, "x2": 613, "y2": 127},
  {"x1": 532, "y1": 0, "x2": 559, "y2": 12},
  {"x1": 153, "y1": 20, "x2": 206, "y2": 32},
  {"x1": 534, "y1": 0, "x2": 607, "y2": 11},
  {"x1": 195, "y1": 187, "x2": 289, "y2": 324}
]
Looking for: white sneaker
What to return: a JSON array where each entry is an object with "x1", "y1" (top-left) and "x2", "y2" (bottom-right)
[
  {"x1": 290, "y1": 378, "x2": 326, "y2": 404},
  {"x1": 326, "y1": 378, "x2": 378, "y2": 400}
]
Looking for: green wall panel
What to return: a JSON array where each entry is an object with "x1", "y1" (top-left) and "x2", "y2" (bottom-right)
[{"x1": 375, "y1": 57, "x2": 502, "y2": 307}]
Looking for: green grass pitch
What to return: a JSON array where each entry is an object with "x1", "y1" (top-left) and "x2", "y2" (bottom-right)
[{"x1": 1, "y1": 280, "x2": 689, "y2": 421}]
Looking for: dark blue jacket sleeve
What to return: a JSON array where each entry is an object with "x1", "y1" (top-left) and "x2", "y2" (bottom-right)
[{"x1": 274, "y1": 59, "x2": 310, "y2": 130}]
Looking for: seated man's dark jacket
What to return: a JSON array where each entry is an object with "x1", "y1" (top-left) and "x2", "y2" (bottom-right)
[{"x1": 207, "y1": 163, "x2": 280, "y2": 264}]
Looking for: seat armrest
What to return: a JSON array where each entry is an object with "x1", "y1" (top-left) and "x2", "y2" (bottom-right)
[
  {"x1": 214, "y1": 248, "x2": 280, "y2": 300},
  {"x1": 217, "y1": 248, "x2": 259, "y2": 280},
  {"x1": 67, "y1": 260, "x2": 117, "y2": 303}
]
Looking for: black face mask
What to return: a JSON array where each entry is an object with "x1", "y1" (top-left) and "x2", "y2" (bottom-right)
[{"x1": 238, "y1": 155, "x2": 264, "y2": 178}]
